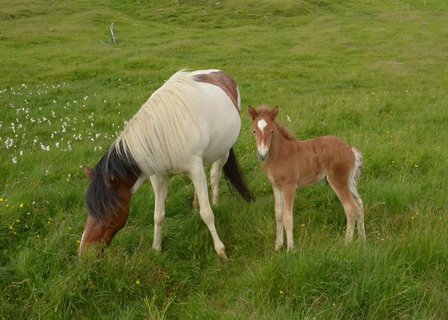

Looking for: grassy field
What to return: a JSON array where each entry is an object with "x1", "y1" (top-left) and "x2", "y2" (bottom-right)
[{"x1": 1, "y1": 0, "x2": 447, "y2": 319}]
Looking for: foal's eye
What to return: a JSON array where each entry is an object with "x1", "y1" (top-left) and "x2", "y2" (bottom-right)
[{"x1": 252, "y1": 129, "x2": 255, "y2": 133}]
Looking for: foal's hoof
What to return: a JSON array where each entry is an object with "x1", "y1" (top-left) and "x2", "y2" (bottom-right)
[{"x1": 275, "y1": 243, "x2": 284, "y2": 251}]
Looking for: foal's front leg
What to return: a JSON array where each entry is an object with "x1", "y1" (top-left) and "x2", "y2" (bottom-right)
[
  {"x1": 282, "y1": 186, "x2": 297, "y2": 251},
  {"x1": 150, "y1": 174, "x2": 169, "y2": 251},
  {"x1": 272, "y1": 185, "x2": 284, "y2": 250}
]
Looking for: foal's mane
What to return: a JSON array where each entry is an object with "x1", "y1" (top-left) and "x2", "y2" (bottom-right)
[{"x1": 257, "y1": 106, "x2": 296, "y2": 141}]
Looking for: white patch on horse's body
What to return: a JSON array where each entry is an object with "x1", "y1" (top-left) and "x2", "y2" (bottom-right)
[
  {"x1": 257, "y1": 119, "x2": 267, "y2": 133},
  {"x1": 236, "y1": 86, "x2": 241, "y2": 111},
  {"x1": 196, "y1": 82, "x2": 241, "y2": 163}
]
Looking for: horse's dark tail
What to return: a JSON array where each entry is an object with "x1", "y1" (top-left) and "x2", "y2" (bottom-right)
[{"x1": 223, "y1": 148, "x2": 254, "y2": 202}]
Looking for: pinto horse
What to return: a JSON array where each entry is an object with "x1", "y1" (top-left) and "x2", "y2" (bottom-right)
[
  {"x1": 248, "y1": 105, "x2": 365, "y2": 251},
  {"x1": 79, "y1": 69, "x2": 253, "y2": 262}
]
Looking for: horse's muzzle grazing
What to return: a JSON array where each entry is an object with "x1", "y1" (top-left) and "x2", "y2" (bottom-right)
[{"x1": 78, "y1": 213, "x2": 129, "y2": 256}]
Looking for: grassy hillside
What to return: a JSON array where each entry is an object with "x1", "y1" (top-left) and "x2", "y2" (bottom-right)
[{"x1": 1, "y1": 0, "x2": 447, "y2": 319}]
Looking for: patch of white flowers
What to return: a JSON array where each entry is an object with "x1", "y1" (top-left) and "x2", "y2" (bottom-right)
[{"x1": 1, "y1": 82, "x2": 123, "y2": 166}]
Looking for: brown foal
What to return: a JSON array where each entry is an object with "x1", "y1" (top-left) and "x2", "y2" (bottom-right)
[{"x1": 248, "y1": 105, "x2": 365, "y2": 251}]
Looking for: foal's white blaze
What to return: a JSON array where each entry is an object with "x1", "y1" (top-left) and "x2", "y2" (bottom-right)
[
  {"x1": 257, "y1": 119, "x2": 267, "y2": 132},
  {"x1": 257, "y1": 119, "x2": 269, "y2": 159},
  {"x1": 258, "y1": 143, "x2": 269, "y2": 159}
]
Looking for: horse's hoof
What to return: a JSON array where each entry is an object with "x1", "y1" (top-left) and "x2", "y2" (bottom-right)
[
  {"x1": 152, "y1": 245, "x2": 162, "y2": 252},
  {"x1": 218, "y1": 251, "x2": 229, "y2": 264}
]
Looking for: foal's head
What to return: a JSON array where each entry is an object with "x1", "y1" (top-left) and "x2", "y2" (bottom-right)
[
  {"x1": 248, "y1": 105, "x2": 279, "y2": 161},
  {"x1": 79, "y1": 148, "x2": 139, "y2": 255}
]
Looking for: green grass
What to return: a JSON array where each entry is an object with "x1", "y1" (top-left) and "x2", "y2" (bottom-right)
[{"x1": 1, "y1": 0, "x2": 447, "y2": 318}]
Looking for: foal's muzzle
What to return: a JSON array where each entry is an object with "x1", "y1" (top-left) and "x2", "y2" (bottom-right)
[{"x1": 258, "y1": 151, "x2": 269, "y2": 162}]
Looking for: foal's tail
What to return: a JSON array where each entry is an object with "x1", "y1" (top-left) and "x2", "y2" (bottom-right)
[
  {"x1": 223, "y1": 148, "x2": 254, "y2": 202},
  {"x1": 350, "y1": 147, "x2": 364, "y2": 207},
  {"x1": 350, "y1": 147, "x2": 366, "y2": 240}
]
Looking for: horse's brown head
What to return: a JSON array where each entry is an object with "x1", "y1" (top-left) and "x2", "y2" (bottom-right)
[
  {"x1": 78, "y1": 148, "x2": 139, "y2": 256},
  {"x1": 248, "y1": 105, "x2": 279, "y2": 161}
]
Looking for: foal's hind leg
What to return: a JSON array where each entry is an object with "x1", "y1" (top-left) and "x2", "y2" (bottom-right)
[
  {"x1": 327, "y1": 177, "x2": 358, "y2": 243},
  {"x1": 150, "y1": 174, "x2": 169, "y2": 251},
  {"x1": 189, "y1": 157, "x2": 228, "y2": 262}
]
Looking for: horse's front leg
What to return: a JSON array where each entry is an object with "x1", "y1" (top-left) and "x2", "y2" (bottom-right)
[
  {"x1": 272, "y1": 185, "x2": 284, "y2": 250},
  {"x1": 150, "y1": 174, "x2": 169, "y2": 251},
  {"x1": 189, "y1": 157, "x2": 228, "y2": 262},
  {"x1": 282, "y1": 185, "x2": 297, "y2": 251}
]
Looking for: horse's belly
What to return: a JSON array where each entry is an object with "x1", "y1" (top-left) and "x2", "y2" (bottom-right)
[
  {"x1": 202, "y1": 114, "x2": 240, "y2": 163},
  {"x1": 203, "y1": 129, "x2": 240, "y2": 164}
]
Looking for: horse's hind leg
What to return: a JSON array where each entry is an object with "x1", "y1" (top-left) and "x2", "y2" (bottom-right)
[
  {"x1": 192, "y1": 191, "x2": 199, "y2": 209},
  {"x1": 189, "y1": 157, "x2": 228, "y2": 262},
  {"x1": 192, "y1": 153, "x2": 228, "y2": 208},
  {"x1": 150, "y1": 174, "x2": 169, "y2": 251},
  {"x1": 210, "y1": 153, "x2": 229, "y2": 206}
]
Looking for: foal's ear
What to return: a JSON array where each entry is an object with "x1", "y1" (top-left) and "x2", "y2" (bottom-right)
[
  {"x1": 248, "y1": 105, "x2": 257, "y2": 120},
  {"x1": 83, "y1": 166, "x2": 93, "y2": 180},
  {"x1": 270, "y1": 106, "x2": 280, "y2": 119}
]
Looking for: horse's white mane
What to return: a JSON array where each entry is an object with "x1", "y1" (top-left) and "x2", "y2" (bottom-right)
[{"x1": 114, "y1": 70, "x2": 200, "y2": 175}]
